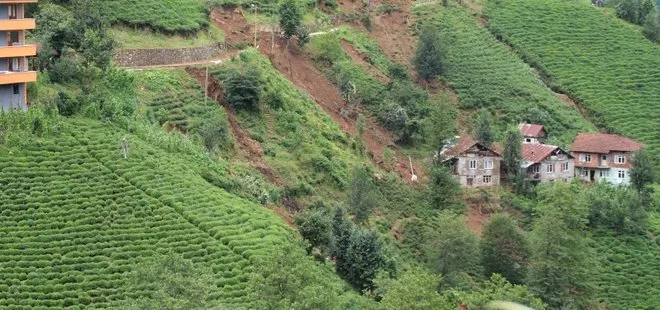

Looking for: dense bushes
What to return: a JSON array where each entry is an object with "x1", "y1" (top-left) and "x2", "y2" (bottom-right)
[{"x1": 214, "y1": 64, "x2": 262, "y2": 110}]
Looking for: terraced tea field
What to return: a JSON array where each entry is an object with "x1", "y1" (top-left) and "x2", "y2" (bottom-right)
[
  {"x1": 96, "y1": 0, "x2": 208, "y2": 33},
  {"x1": 0, "y1": 119, "x2": 290, "y2": 308},
  {"x1": 591, "y1": 233, "x2": 660, "y2": 309},
  {"x1": 414, "y1": 4, "x2": 594, "y2": 146},
  {"x1": 485, "y1": 0, "x2": 660, "y2": 156}
]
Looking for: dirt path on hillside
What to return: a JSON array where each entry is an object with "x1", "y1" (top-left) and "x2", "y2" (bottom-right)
[
  {"x1": 210, "y1": 7, "x2": 421, "y2": 183},
  {"x1": 186, "y1": 67, "x2": 283, "y2": 185}
]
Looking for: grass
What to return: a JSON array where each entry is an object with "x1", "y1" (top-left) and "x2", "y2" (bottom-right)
[
  {"x1": 96, "y1": 0, "x2": 209, "y2": 33},
  {"x1": 413, "y1": 3, "x2": 595, "y2": 146},
  {"x1": 484, "y1": 0, "x2": 660, "y2": 156},
  {"x1": 111, "y1": 23, "x2": 224, "y2": 49}
]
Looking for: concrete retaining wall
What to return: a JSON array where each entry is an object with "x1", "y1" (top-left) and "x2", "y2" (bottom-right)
[{"x1": 114, "y1": 44, "x2": 225, "y2": 67}]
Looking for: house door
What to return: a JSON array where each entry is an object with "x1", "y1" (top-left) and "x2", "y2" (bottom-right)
[{"x1": 590, "y1": 170, "x2": 595, "y2": 182}]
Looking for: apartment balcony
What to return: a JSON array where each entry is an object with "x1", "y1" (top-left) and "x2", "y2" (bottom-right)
[
  {"x1": 0, "y1": 44, "x2": 36, "y2": 58},
  {"x1": 0, "y1": 1, "x2": 38, "y2": 3},
  {"x1": 0, "y1": 19, "x2": 35, "y2": 31},
  {"x1": 0, "y1": 70, "x2": 36, "y2": 85}
]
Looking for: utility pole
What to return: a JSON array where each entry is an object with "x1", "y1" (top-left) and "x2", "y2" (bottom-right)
[
  {"x1": 252, "y1": 4, "x2": 258, "y2": 48},
  {"x1": 204, "y1": 66, "x2": 209, "y2": 105}
]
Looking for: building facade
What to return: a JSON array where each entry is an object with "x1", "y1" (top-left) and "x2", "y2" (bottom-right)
[
  {"x1": 571, "y1": 133, "x2": 644, "y2": 185},
  {"x1": 519, "y1": 123, "x2": 547, "y2": 144},
  {"x1": 0, "y1": 0, "x2": 37, "y2": 111},
  {"x1": 441, "y1": 136, "x2": 502, "y2": 188},
  {"x1": 522, "y1": 143, "x2": 574, "y2": 183}
]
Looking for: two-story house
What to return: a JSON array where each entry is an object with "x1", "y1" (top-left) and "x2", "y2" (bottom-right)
[
  {"x1": 521, "y1": 143, "x2": 574, "y2": 183},
  {"x1": 440, "y1": 136, "x2": 502, "y2": 188},
  {"x1": 571, "y1": 133, "x2": 644, "y2": 185}
]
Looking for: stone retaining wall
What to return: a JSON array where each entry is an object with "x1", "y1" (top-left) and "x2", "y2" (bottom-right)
[{"x1": 114, "y1": 44, "x2": 225, "y2": 67}]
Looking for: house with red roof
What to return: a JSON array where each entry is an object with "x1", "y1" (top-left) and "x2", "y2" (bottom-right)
[
  {"x1": 521, "y1": 143, "x2": 574, "y2": 183},
  {"x1": 571, "y1": 133, "x2": 644, "y2": 185},
  {"x1": 518, "y1": 123, "x2": 547, "y2": 144},
  {"x1": 440, "y1": 136, "x2": 502, "y2": 188}
]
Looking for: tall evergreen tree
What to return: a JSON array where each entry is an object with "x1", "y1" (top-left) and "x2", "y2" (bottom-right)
[
  {"x1": 413, "y1": 27, "x2": 445, "y2": 81},
  {"x1": 474, "y1": 111, "x2": 494, "y2": 147},
  {"x1": 528, "y1": 183, "x2": 597, "y2": 309},
  {"x1": 428, "y1": 164, "x2": 464, "y2": 212},
  {"x1": 630, "y1": 148, "x2": 655, "y2": 193},
  {"x1": 481, "y1": 214, "x2": 529, "y2": 284},
  {"x1": 279, "y1": 0, "x2": 302, "y2": 41},
  {"x1": 502, "y1": 127, "x2": 523, "y2": 180},
  {"x1": 347, "y1": 165, "x2": 378, "y2": 224},
  {"x1": 340, "y1": 229, "x2": 389, "y2": 290}
]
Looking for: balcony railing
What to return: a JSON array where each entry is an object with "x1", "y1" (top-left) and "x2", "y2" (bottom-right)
[
  {"x1": 0, "y1": 18, "x2": 35, "y2": 31},
  {"x1": 0, "y1": 70, "x2": 36, "y2": 85},
  {"x1": 0, "y1": 44, "x2": 36, "y2": 58}
]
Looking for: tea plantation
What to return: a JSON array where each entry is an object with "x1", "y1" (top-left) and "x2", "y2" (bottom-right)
[
  {"x1": 0, "y1": 118, "x2": 291, "y2": 308},
  {"x1": 95, "y1": 0, "x2": 209, "y2": 33},
  {"x1": 485, "y1": 0, "x2": 660, "y2": 156},
  {"x1": 413, "y1": 4, "x2": 594, "y2": 146}
]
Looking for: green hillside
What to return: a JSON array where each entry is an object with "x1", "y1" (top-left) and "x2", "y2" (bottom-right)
[
  {"x1": 96, "y1": 0, "x2": 208, "y2": 33},
  {"x1": 413, "y1": 4, "x2": 594, "y2": 146},
  {"x1": 0, "y1": 113, "x2": 352, "y2": 308},
  {"x1": 485, "y1": 0, "x2": 660, "y2": 155}
]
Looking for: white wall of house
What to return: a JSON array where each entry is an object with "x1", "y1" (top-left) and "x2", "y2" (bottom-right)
[{"x1": 575, "y1": 167, "x2": 631, "y2": 185}]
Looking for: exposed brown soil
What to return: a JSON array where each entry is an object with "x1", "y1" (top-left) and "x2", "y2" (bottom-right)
[
  {"x1": 186, "y1": 67, "x2": 283, "y2": 186},
  {"x1": 210, "y1": 6, "x2": 422, "y2": 184},
  {"x1": 340, "y1": 39, "x2": 391, "y2": 84},
  {"x1": 370, "y1": 1, "x2": 417, "y2": 72},
  {"x1": 466, "y1": 206, "x2": 489, "y2": 236}
]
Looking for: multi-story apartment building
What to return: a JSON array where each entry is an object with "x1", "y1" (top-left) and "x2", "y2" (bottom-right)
[
  {"x1": 571, "y1": 133, "x2": 644, "y2": 185},
  {"x1": 0, "y1": 0, "x2": 37, "y2": 111}
]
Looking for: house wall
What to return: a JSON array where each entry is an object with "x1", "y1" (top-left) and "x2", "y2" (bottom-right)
[
  {"x1": 0, "y1": 83, "x2": 26, "y2": 110},
  {"x1": 455, "y1": 155, "x2": 501, "y2": 188},
  {"x1": 539, "y1": 155, "x2": 574, "y2": 182},
  {"x1": 573, "y1": 151, "x2": 633, "y2": 185}
]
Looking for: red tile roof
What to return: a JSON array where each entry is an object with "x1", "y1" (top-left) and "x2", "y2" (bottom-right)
[
  {"x1": 522, "y1": 143, "x2": 562, "y2": 164},
  {"x1": 442, "y1": 136, "x2": 502, "y2": 158},
  {"x1": 571, "y1": 133, "x2": 644, "y2": 154},
  {"x1": 518, "y1": 123, "x2": 545, "y2": 138}
]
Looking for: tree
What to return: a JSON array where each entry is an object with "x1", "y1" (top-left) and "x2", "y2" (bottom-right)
[
  {"x1": 428, "y1": 164, "x2": 464, "y2": 212},
  {"x1": 413, "y1": 26, "x2": 445, "y2": 81},
  {"x1": 630, "y1": 148, "x2": 655, "y2": 193},
  {"x1": 295, "y1": 207, "x2": 334, "y2": 254},
  {"x1": 424, "y1": 211, "x2": 481, "y2": 284},
  {"x1": 347, "y1": 165, "x2": 378, "y2": 224},
  {"x1": 455, "y1": 274, "x2": 546, "y2": 310},
  {"x1": 218, "y1": 64, "x2": 262, "y2": 109},
  {"x1": 643, "y1": 12, "x2": 660, "y2": 42},
  {"x1": 616, "y1": 0, "x2": 656, "y2": 24},
  {"x1": 280, "y1": 0, "x2": 303, "y2": 41},
  {"x1": 248, "y1": 241, "x2": 375, "y2": 309},
  {"x1": 375, "y1": 268, "x2": 452, "y2": 310},
  {"x1": 585, "y1": 182, "x2": 647, "y2": 233},
  {"x1": 338, "y1": 228, "x2": 390, "y2": 290},
  {"x1": 118, "y1": 253, "x2": 216, "y2": 310},
  {"x1": 33, "y1": 3, "x2": 75, "y2": 55},
  {"x1": 425, "y1": 99, "x2": 457, "y2": 151},
  {"x1": 502, "y1": 127, "x2": 522, "y2": 179},
  {"x1": 481, "y1": 214, "x2": 529, "y2": 284},
  {"x1": 474, "y1": 111, "x2": 493, "y2": 147},
  {"x1": 331, "y1": 206, "x2": 353, "y2": 260},
  {"x1": 528, "y1": 182, "x2": 597, "y2": 309}
]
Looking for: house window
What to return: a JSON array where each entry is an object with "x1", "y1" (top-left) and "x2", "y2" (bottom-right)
[
  {"x1": 615, "y1": 155, "x2": 626, "y2": 164},
  {"x1": 600, "y1": 170, "x2": 609, "y2": 178},
  {"x1": 468, "y1": 160, "x2": 477, "y2": 169},
  {"x1": 483, "y1": 175, "x2": 492, "y2": 184},
  {"x1": 618, "y1": 170, "x2": 625, "y2": 179},
  {"x1": 529, "y1": 165, "x2": 540, "y2": 174},
  {"x1": 525, "y1": 138, "x2": 532, "y2": 143},
  {"x1": 546, "y1": 164, "x2": 555, "y2": 173},
  {"x1": 582, "y1": 169, "x2": 590, "y2": 177},
  {"x1": 561, "y1": 162, "x2": 569, "y2": 171},
  {"x1": 582, "y1": 154, "x2": 592, "y2": 162},
  {"x1": 12, "y1": 84, "x2": 20, "y2": 95},
  {"x1": 484, "y1": 159, "x2": 493, "y2": 170}
]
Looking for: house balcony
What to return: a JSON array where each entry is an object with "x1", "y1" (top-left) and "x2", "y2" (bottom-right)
[
  {"x1": 0, "y1": 44, "x2": 36, "y2": 58},
  {"x1": 0, "y1": 19, "x2": 35, "y2": 31},
  {"x1": 0, "y1": 70, "x2": 36, "y2": 85}
]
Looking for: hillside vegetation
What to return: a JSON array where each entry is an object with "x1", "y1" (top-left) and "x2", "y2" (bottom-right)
[
  {"x1": 0, "y1": 113, "x2": 363, "y2": 308},
  {"x1": 413, "y1": 4, "x2": 595, "y2": 146},
  {"x1": 485, "y1": 0, "x2": 660, "y2": 155},
  {"x1": 95, "y1": 0, "x2": 208, "y2": 33}
]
